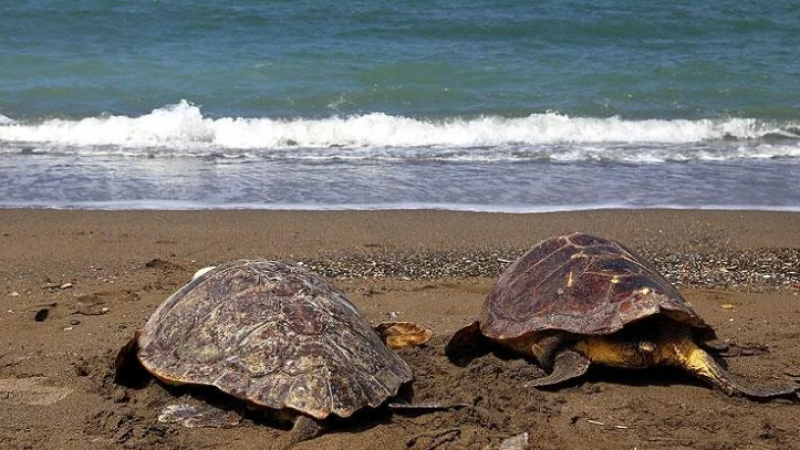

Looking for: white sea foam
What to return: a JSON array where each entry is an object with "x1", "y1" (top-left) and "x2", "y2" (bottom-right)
[
  {"x1": 2, "y1": 199, "x2": 800, "y2": 214},
  {"x1": 1, "y1": 100, "x2": 798, "y2": 161}
]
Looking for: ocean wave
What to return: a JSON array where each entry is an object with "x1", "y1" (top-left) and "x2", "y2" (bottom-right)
[{"x1": 1, "y1": 100, "x2": 799, "y2": 162}]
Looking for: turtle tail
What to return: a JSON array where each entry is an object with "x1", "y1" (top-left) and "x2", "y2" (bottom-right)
[{"x1": 680, "y1": 343, "x2": 798, "y2": 398}]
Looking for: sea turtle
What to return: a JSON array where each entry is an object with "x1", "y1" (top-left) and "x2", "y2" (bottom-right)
[
  {"x1": 115, "y1": 260, "x2": 432, "y2": 444},
  {"x1": 446, "y1": 232, "x2": 798, "y2": 398}
]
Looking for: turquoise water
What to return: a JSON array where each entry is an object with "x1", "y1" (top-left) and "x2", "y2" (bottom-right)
[{"x1": 1, "y1": 0, "x2": 799, "y2": 210}]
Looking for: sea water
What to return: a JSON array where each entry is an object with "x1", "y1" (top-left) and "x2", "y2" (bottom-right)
[{"x1": 1, "y1": 0, "x2": 799, "y2": 211}]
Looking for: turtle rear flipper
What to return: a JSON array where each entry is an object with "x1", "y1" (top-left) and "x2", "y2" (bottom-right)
[
  {"x1": 684, "y1": 345, "x2": 798, "y2": 398},
  {"x1": 158, "y1": 402, "x2": 242, "y2": 428},
  {"x1": 374, "y1": 322, "x2": 432, "y2": 349},
  {"x1": 285, "y1": 415, "x2": 324, "y2": 445},
  {"x1": 525, "y1": 348, "x2": 590, "y2": 388},
  {"x1": 259, "y1": 414, "x2": 324, "y2": 449}
]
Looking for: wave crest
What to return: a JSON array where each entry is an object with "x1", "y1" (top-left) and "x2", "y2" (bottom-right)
[{"x1": 1, "y1": 100, "x2": 799, "y2": 161}]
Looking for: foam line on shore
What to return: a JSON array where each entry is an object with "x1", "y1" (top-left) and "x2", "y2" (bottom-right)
[{"x1": 2, "y1": 200, "x2": 800, "y2": 213}]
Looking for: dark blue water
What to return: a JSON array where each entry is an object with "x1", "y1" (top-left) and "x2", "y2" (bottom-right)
[{"x1": 1, "y1": 0, "x2": 799, "y2": 210}]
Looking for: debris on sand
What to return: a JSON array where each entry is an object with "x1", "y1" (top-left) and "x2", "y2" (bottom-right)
[
  {"x1": 294, "y1": 248, "x2": 800, "y2": 291},
  {"x1": 499, "y1": 432, "x2": 529, "y2": 450}
]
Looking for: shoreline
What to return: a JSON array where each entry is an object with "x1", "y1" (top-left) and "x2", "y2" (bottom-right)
[
  {"x1": 5, "y1": 204, "x2": 800, "y2": 213},
  {"x1": 3, "y1": 208, "x2": 800, "y2": 251}
]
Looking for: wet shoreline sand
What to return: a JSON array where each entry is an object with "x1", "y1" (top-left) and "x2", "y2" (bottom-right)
[{"x1": 1, "y1": 209, "x2": 799, "y2": 449}]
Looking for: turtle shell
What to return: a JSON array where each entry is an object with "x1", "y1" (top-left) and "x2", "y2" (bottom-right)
[
  {"x1": 136, "y1": 260, "x2": 412, "y2": 420},
  {"x1": 480, "y1": 233, "x2": 714, "y2": 340}
]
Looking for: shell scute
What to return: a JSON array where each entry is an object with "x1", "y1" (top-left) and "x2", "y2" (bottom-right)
[
  {"x1": 568, "y1": 233, "x2": 607, "y2": 247},
  {"x1": 229, "y1": 322, "x2": 286, "y2": 378},
  {"x1": 283, "y1": 301, "x2": 325, "y2": 335}
]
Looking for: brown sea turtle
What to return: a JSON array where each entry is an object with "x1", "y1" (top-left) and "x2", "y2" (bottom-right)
[
  {"x1": 116, "y1": 260, "x2": 432, "y2": 443},
  {"x1": 446, "y1": 232, "x2": 797, "y2": 398}
]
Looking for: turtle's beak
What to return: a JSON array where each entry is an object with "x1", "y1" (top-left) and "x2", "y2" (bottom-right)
[{"x1": 638, "y1": 341, "x2": 656, "y2": 353}]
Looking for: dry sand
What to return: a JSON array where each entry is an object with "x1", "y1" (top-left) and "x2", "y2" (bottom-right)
[{"x1": 1, "y1": 209, "x2": 799, "y2": 450}]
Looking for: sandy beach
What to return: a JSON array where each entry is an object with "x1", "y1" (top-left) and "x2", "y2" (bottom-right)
[{"x1": 1, "y1": 209, "x2": 799, "y2": 450}]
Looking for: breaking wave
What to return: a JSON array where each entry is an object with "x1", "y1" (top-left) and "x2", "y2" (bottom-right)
[{"x1": 1, "y1": 100, "x2": 799, "y2": 162}]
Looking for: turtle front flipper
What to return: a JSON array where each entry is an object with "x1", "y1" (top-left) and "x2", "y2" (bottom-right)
[
  {"x1": 679, "y1": 342, "x2": 798, "y2": 398},
  {"x1": 284, "y1": 415, "x2": 324, "y2": 447},
  {"x1": 374, "y1": 321, "x2": 433, "y2": 349},
  {"x1": 525, "y1": 348, "x2": 590, "y2": 388}
]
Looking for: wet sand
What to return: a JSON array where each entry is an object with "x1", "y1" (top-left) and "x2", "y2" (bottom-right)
[{"x1": 1, "y1": 209, "x2": 799, "y2": 449}]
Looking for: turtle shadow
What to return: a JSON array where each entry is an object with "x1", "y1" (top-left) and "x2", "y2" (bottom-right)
[
  {"x1": 582, "y1": 365, "x2": 707, "y2": 391},
  {"x1": 323, "y1": 383, "x2": 452, "y2": 435},
  {"x1": 114, "y1": 352, "x2": 409, "y2": 435},
  {"x1": 444, "y1": 343, "x2": 704, "y2": 392},
  {"x1": 113, "y1": 337, "x2": 151, "y2": 389},
  {"x1": 445, "y1": 336, "x2": 497, "y2": 368},
  {"x1": 446, "y1": 335, "x2": 545, "y2": 370},
  {"x1": 322, "y1": 407, "x2": 395, "y2": 435},
  {"x1": 126, "y1": 374, "x2": 399, "y2": 434},
  {"x1": 441, "y1": 327, "x2": 741, "y2": 393}
]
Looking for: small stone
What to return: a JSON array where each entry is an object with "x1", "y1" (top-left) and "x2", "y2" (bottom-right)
[
  {"x1": 113, "y1": 388, "x2": 130, "y2": 403},
  {"x1": 101, "y1": 307, "x2": 110, "y2": 314},
  {"x1": 720, "y1": 304, "x2": 735, "y2": 309},
  {"x1": 70, "y1": 319, "x2": 81, "y2": 326},
  {"x1": 64, "y1": 327, "x2": 73, "y2": 331},
  {"x1": 60, "y1": 283, "x2": 73, "y2": 289},
  {"x1": 10, "y1": 291, "x2": 20, "y2": 297}
]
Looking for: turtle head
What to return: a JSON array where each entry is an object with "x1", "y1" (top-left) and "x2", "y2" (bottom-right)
[
  {"x1": 620, "y1": 339, "x2": 660, "y2": 367},
  {"x1": 575, "y1": 335, "x2": 664, "y2": 369},
  {"x1": 638, "y1": 341, "x2": 656, "y2": 353}
]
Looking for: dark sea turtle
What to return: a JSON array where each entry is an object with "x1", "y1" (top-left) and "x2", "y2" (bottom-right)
[
  {"x1": 446, "y1": 232, "x2": 797, "y2": 398},
  {"x1": 115, "y1": 260, "x2": 432, "y2": 444}
]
